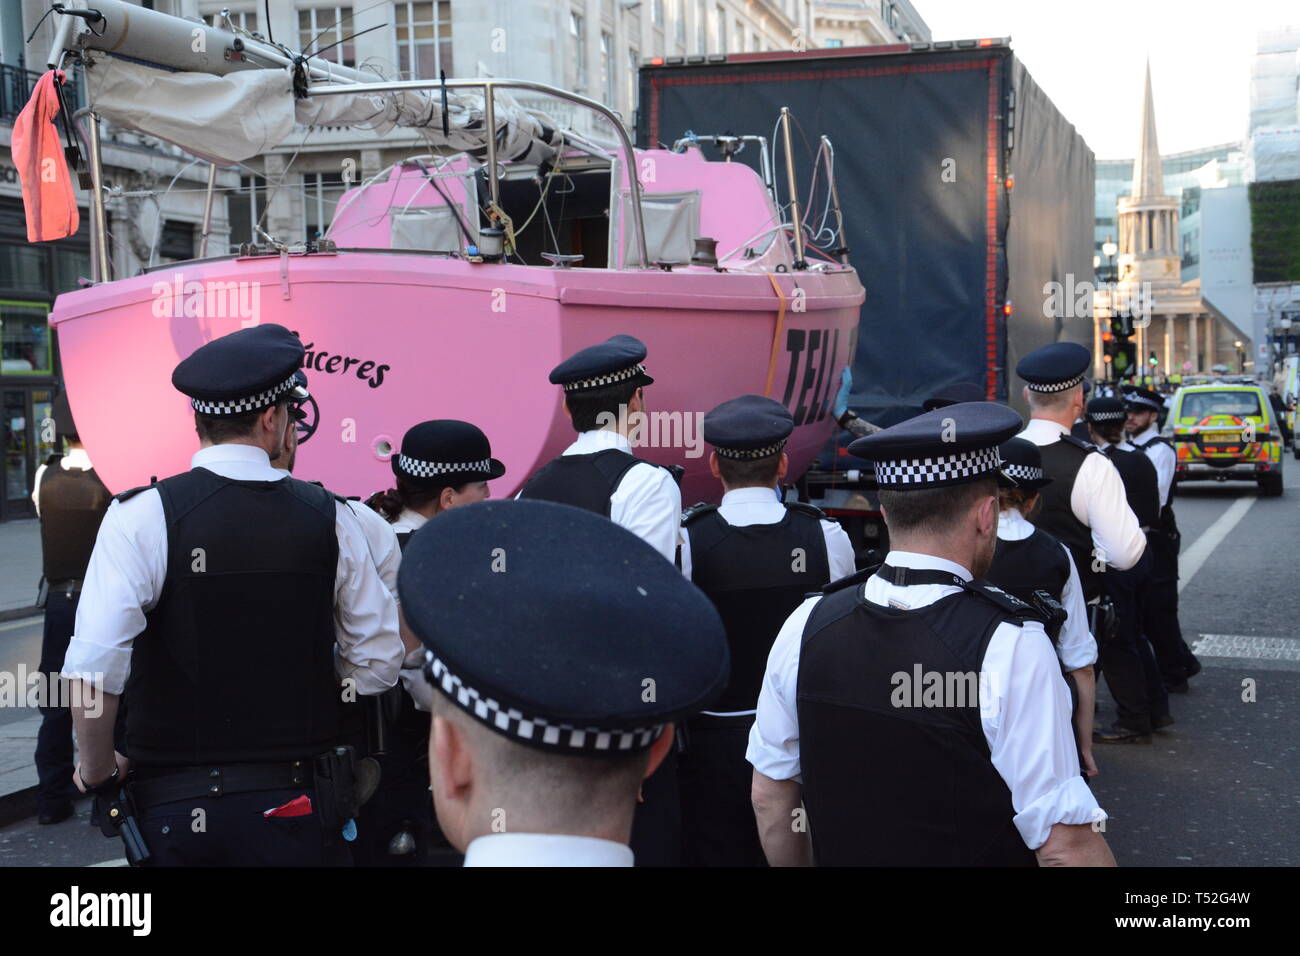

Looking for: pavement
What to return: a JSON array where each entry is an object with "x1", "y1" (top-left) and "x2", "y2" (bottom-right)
[
  {"x1": 0, "y1": 462, "x2": 1296, "y2": 865},
  {"x1": 0, "y1": 519, "x2": 40, "y2": 617}
]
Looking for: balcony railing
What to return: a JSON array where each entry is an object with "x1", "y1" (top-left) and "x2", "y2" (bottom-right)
[{"x1": 0, "y1": 63, "x2": 86, "y2": 124}]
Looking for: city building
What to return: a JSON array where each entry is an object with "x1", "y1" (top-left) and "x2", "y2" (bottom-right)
[
  {"x1": 1095, "y1": 63, "x2": 1250, "y2": 383},
  {"x1": 814, "y1": 0, "x2": 930, "y2": 48}
]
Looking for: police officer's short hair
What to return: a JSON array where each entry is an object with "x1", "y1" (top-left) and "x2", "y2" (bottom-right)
[
  {"x1": 878, "y1": 475, "x2": 998, "y2": 536},
  {"x1": 1090, "y1": 419, "x2": 1125, "y2": 445},
  {"x1": 564, "y1": 378, "x2": 643, "y2": 432},
  {"x1": 716, "y1": 449, "x2": 782, "y2": 488},
  {"x1": 194, "y1": 396, "x2": 292, "y2": 444}
]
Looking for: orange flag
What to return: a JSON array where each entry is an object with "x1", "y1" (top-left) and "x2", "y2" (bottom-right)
[{"x1": 10, "y1": 70, "x2": 80, "y2": 242}]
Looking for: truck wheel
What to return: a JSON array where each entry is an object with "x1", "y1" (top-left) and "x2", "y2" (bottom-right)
[{"x1": 1259, "y1": 474, "x2": 1284, "y2": 497}]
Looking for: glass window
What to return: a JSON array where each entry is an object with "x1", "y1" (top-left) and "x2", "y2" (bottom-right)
[
  {"x1": 227, "y1": 174, "x2": 267, "y2": 252},
  {"x1": 1, "y1": 301, "x2": 52, "y2": 375},
  {"x1": 395, "y1": 1, "x2": 453, "y2": 79},
  {"x1": 674, "y1": 0, "x2": 686, "y2": 45},
  {"x1": 159, "y1": 221, "x2": 195, "y2": 263},
  {"x1": 696, "y1": 0, "x2": 707, "y2": 53},
  {"x1": 716, "y1": 6, "x2": 726, "y2": 53},
  {"x1": 54, "y1": 249, "x2": 91, "y2": 293},
  {"x1": 1179, "y1": 391, "x2": 1263, "y2": 421},
  {"x1": 299, "y1": 6, "x2": 356, "y2": 67},
  {"x1": 570, "y1": 12, "x2": 586, "y2": 89},
  {"x1": 0, "y1": 244, "x2": 51, "y2": 293},
  {"x1": 601, "y1": 32, "x2": 614, "y2": 105},
  {"x1": 202, "y1": 8, "x2": 259, "y2": 35},
  {"x1": 653, "y1": 0, "x2": 665, "y2": 25},
  {"x1": 304, "y1": 172, "x2": 347, "y2": 242},
  {"x1": 4, "y1": 388, "x2": 30, "y2": 501},
  {"x1": 826, "y1": 38, "x2": 843, "y2": 48}
]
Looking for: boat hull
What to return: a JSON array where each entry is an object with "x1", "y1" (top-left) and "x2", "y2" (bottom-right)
[{"x1": 50, "y1": 252, "x2": 863, "y2": 504}]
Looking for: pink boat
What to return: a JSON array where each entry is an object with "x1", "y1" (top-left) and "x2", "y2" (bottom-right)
[{"x1": 41, "y1": 3, "x2": 864, "y2": 504}]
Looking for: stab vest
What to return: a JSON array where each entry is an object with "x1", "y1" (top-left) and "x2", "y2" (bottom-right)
[
  {"x1": 1129, "y1": 435, "x2": 1178, "y2": 533},
  {"x1": 795, "y1": 568, "x2": 1040, "y2": 866},
  {"x1": 987, "y1": 528, "x2": 1071, "y2": 645},
  {"x1": 1036, "y1": 434, "x2": 1100, "y2": 601},
  {"x1": 123, "y1": 468, "x2": 342, "y2": 766},
  {"x1": 1102, "y1": 445, "x2": 1161, "y2": 530},
  {"x1": 517, "y1": 448, "x2": 646, "y2": 517},
  {"x1": 684, "y1": 502, "x2": 831, "y2": 712},
  {"x1": 37, "y1": 456, "x2": 112, "y2": 582}
]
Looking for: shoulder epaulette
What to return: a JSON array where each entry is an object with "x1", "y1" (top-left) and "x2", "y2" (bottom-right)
[
  {"x1": 963, "y1": 579, "x2": 1047, "y2": 624},
  {"x1": 819, "y1": 564, "x2": 879, "y2": 596},
  {"x1": 785, "y1": 501, "x2": 828, "y2": 520},
  {"x1": 113, "y1": 480, "x2": 158, "y2": 504},
  {"x1": 681, "y1": 502, "x2": 718, "y2": 525},
  {"x1": 1059, "y1": 433, "x2": 1096, "y2": 453},
  {"x1": 299, "y1": 476, "x2": 348, "y2": 504}
]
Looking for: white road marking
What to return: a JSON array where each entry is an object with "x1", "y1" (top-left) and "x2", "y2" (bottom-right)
[
  {"x1": 1177, "y1": 497, "x2": 1257, "y2": 594},
  {"x1": 0, "y1": 615, "x2": 42, "y2": 633},
  {"x1": 1192, "y1": 634, "x2": 1300, "y2": 661}
]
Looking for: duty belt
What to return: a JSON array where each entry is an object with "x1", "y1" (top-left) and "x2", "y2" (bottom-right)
[
  {"x1": 47, "y1": 578, "x2": 84, "y2": 594},
  {"x1": 129, "y1": 760, "x2": 315, "y2": 807}
]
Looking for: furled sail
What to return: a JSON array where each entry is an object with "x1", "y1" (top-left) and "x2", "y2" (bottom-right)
[{"x1": 51, "y1": 0, "x2": 563, "y2": 166}]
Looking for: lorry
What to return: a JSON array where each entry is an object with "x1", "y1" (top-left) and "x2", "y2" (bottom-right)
[{"x1": 637, "y1": 39, "x2": 1096, "y2": 552}]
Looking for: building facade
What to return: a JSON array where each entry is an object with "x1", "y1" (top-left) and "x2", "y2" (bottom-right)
[{"x1": 814, "y1": 0, "x2": 930, "y2": 48}]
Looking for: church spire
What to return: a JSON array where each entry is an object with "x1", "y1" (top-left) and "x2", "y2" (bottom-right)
[{"x1": 1132, "y1": 60, "x2": 1164, "y2": 198}]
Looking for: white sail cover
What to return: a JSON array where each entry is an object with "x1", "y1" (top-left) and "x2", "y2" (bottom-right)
[{"x1": 83, "y1": 52, "x2": 562, "y2": 167}]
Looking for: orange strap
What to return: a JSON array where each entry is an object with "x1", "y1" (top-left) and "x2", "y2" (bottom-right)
[{"x1": 763, "y1": 273, "x2": 788, "y2": 398}]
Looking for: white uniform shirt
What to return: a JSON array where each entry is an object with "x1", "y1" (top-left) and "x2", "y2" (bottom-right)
[
  {"x1": 61, "y1": 444, "x2": 404, "y2": 696},
  {"x1": 32, "y1": 447, "x2": 93, "y2": 516},
  {"x1": 996, "y1": 508, "x2": 1097, "y2": 672},
  {"x1": 746, "y1": 549, "x2": 1103, "y2": 851},
  {"x1": 556, "y1": 429, "x2": 682, "y2": 564},
  {"x1": 679, "y1": 486, "x2": 857, "y2": 582},
  {"x1": 387, "y1": 507, "x2": 435, "y2": 710},
  {"x1": 390, "y1": 508, "x2": 429, "y2": 537},
  {"x1": 1019, "y1": 418, "x2": 1146, "y2": 571},
  {"x1": 1129, "y1": 424, "x2": 1175, "y2": 507},
  {"x1": 463, "y1": 832, "x2": 633, "y2": 867}
]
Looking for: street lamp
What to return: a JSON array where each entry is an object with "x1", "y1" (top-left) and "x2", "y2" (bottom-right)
[{"x1": 1235, "y1": 339, "x2": 1244, "y2": 373}]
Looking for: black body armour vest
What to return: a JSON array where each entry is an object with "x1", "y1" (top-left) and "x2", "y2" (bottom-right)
[
  {"x1": 38, "y1": 457, "x2": 112, "y2": 582},
  {"x1": 1129, "y1": 435, "x2": 1178, "y2": 532},
  {"x1": 796, "y1": 570, "x2": 1040, "y2": 866},
  {"x1": 1036, "y1": 435, "x2": 1100, "y2": 601},
  {"x1": 517, "y1": 448, "x2": 645, "y2": 516},
  {"x1": 987, "y1": 528, "x2": 1071, "y2": 644},
  {"x1": 1102, "y1": 445, "x2": 1161, "y2": 529},
  {"x1": 123, "y1": 469, "x2": 342, "y2": 765},
  {"x1": 685, "y1": 502, "x2": 831, "y2": 712}
]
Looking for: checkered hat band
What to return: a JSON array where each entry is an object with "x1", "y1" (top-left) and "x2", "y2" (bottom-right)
[
  {"x1": 872, "y1": 446, "x2": 1002, "y2": 487},
  {"x1": 1002, "y1": 463, "x2": 1045, "y2": 483},
  {"x1": 425, "y1": 651, "x2": 663, "y2": 754},
  {"x1": 562, "y1": 363, "x2": 646, "y2": 392},
  {"x1": 190, "y1": 373, "x2": 298, "y2": 415},
  {"x1": 398, "y1": 455, "x2": 491, "y2": 479},
  {"x1": 1088, "y1": 410, "x2": 1127, "y2": 421},
  {"x1": 714, "y1": 439, "x2": 787, "y2": 460},
  {"x1": 1025, "y1": 373, "x2": 1084, "y2": 393}
]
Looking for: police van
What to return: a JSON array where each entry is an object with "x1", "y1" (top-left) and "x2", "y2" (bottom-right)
[{"x1": 1165, "y1": 380, "x2": 1284, "y2": 496}]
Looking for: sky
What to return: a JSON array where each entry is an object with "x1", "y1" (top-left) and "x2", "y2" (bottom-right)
[{"x1": 913, "y1": 0, "x2": 1299, "y2": 159}]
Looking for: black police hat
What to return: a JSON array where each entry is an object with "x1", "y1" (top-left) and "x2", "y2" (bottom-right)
[
  {"x1": 549, "y1": 334, "x2": 654, "y2": 393},
  {"x1": 848, "y1": 401, "x2": 1023, "y2": 489},
  {"x1": 172, "y1": 323, "x2": 304, "y2": 415},
  {"x1": 1123, "y1": 386, "x2": 1162, "y2": 412},
  {"x1": 998, "y1": 437, "x2": 1053, "y2": 490},
  {"x1": 393, "y1": 420, "x2": 506, "y2": 485},
  {"x1": 1016, "y1": 342, "x2": 1091, "y2": 393},
  {"x1": 703, "y1": 395, "x2": 793, "y2": 460},
  {"x1": 398, "y1": 499, "x2": 729, "y2": 756},
  {"x1": 922, "y1": 382, "x2": 985, "y2": 412},
  {"x1": 1086, "y1": 396, "x2": 1128, "y2": 423}
]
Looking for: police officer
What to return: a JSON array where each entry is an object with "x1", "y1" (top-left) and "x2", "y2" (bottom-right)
[
  {"x1": 677, "y1": 395, "x2": 854, "y2": 866},
  {"x1": 62, "y1": 324, "x2": 404, "y2": 866},
  {"x1": 358, "y1": 419, "x2": 506, "y2": 865},
  {"x1": 1125, "y1": 385, "x2": 1200, "y2": 692},
  {"x1": 398, "y1": 499, "x2": 729, "y2": 866},
  {"x1": 1085, "y1": 397, "x2": 1170, "y2": 744},
  {"x1": 518, "y1": 334, "x2": 680, "y2": 563},
  {"x1": 1016, "y1": 342, "x2": 1146, "y2": 601},
  {"x1": 749, "y1": 403, "x2": 1113, "y2": 866},
  {"x1": 31, "y1": 389, "x2": 112, "y2": 825},
  {"x1": 986, "y1": 437, "x2": 1097, "y2": 777}
]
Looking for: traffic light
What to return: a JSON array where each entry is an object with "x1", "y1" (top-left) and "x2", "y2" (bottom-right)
[
  {"x1": 1109, "y1": 313, "x2": 1134, "y2": 338},
  {"x1": 1148, "y1": 351, "x2": 1158, "y2": 367},
  {"x1": 1113, "y1": 342, "x2": 1138, "y2": 379}
]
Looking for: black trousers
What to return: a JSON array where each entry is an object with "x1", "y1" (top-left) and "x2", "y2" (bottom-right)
[
  {"x1": 678, "y1": 717, "x2": 767, "y2": 867},
  {"x1": 1142, "y1": 529, "x2": 1197, "y2": 685},
  {"x1": 35, "y1": 590, "x2": 80, "y2": 814},
  {"x1": 135, "y1": 787, "x2": 352, "y2": 866},
  {"x1": 1100, "y1": 555, "x2": 1158, "y2": 733},
  {"x1": 629, "y1": 746, "x2": 681, "y2": 867}
]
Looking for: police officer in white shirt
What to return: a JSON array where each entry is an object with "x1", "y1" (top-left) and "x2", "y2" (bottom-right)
[
  {"x1": 1124, "y1": 385, "x2": 1200, "y2": 692},
  {"x1": 748, "y1": 402, "x2": 1114, "y2": 866},
  {"x1": 62, "y1": 324, "x2": 404, "y2": 866},
  {"x1": 517, "y1": 334, "x2": 681, "y2": 564},
  {"x1": 1016, "y1": 342, "x2": 1146, "y2": 601},
  {"x1": 398, "y1": 499, "x2": 729, "y2": 867},
  {"x1": 677, "y1": 395, "x2": 855, "y2": 865}
]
